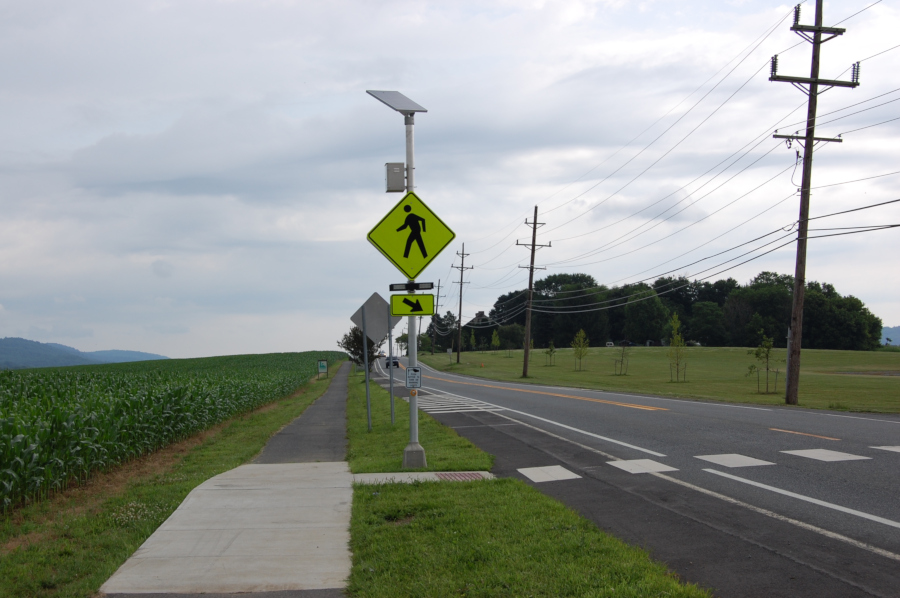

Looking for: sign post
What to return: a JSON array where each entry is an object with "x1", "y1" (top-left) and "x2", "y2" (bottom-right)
[
  {"x1": 351, "y1": 293, "x2": 402, "y2": 433},
  {"x1": 387, "y1": 303, "x2": 395, "y2": 425},
  {"x1": 317, "y1": 360, "x2": 328, "y2": 379},
  {"x1": 367, "y1": 90, "x2": 456, "y2": 469},
  {"x1": 361, "y1": 306, "x2": 372, "y2": 432}
]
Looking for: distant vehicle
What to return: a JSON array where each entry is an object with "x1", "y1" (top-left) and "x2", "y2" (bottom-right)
[
  {"x1": 378, "y1": 352, "x2": 386, "y2": 357},
  {"x1": 605, "y1": 342, "x2": 614, "y2": 348},
  {"x1": 385, "y1": 357, "x2": 400, "y2": 368}
]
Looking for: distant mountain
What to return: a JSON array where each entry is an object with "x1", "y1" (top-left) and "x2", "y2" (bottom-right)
[
  {"x1": 84, "y1": 350, "x2": 169, "y2": 364},
  {"x1": 883, "y1": 326, "x2": 900, "y2": 346},
  {"x1": 0, "y1": 338, "x2": 168, "y2": 370}
]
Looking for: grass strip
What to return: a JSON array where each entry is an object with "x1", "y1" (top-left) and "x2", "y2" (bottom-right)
[
  {"x1": 420, "y1": 347, "x2": 900, "y2": 413},
  {"x1": 346, "y1": 370, "x2": 492, "y2": 473},
  {"x1": 0, "y1": 366, "x2": 340, "y2": 598},
  {"x1": 349, "y1": 480, "x2": 709, "y2": 597},
  {"x1": 346, "y1": 369, "x2": 710, "y2": 597}
]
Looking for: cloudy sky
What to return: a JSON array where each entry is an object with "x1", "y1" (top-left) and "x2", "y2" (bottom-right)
[{"x1": 1, "y1": 0, "x2": 897, "y2": 358}]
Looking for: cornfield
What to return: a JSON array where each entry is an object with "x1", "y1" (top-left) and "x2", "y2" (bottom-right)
[{"x1": 0, "y1": 351, "x2": 344, "y2": 511}]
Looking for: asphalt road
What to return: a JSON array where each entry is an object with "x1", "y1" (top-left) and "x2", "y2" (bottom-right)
[{"x1": 374, "y1": 358, "x2": 900, "y2": 598}]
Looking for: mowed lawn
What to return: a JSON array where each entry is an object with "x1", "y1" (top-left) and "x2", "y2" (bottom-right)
[{"x1": 419, "y1": 346, "x2": 900, "y2": 413}]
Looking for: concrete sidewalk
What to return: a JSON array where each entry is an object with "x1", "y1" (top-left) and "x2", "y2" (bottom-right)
[
  {"x1": 100, "y1": 362, "x2": 495, "y2": 597},
  {"x1": 101, "y1": 362, "x2": 353, "y2": 598},
  {"x1": 101, "y1": 462, "x2": 353, "y2": 596}
]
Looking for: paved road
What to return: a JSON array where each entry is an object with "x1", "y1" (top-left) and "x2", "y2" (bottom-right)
[{"x1": 375, "y1": 359, "x2": 900, "y2": 597}]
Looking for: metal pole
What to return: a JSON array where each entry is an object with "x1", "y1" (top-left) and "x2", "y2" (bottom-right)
[
  {"x1": 402, "y1": 111, "x2": 426, "y2": 468},
  {"x1": 361, "y1": 305, "x2": 372, "y2": 432},
  {"x1": 785, "y1": 0, "x2": 824, "y2": 406},
  {"x1": 432, "y1": 279, "x2": 441, "y2": 355},
  {"x1": 388, "y1": 303, "x2": 395, "y2": 425},
  {"x1": 522, "y1": 206, "x2": 538, "y2": 378}
]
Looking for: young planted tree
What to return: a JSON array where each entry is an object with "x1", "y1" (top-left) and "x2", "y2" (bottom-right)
[
  {"x1": 469, "y1": 329, "x2": 476, "y2": 352},
  {"x1": 491, "y1": 330, "x2": 500, "y2": 354},
  {"x1": 571, "y1": 329, "x2": 589, "y2": 371},
  {"x1": 746, "y1": 330, "x2": 781, "y2": 393},
  {"x1": 667, "y1": 314, "x2": 687, "y2": 382},
  {"x1": 613, "y1": 343, "x2": 630, "y2": 376},
  {"x1": 544, "y1": 341, "x2": 556, "y2": 366}
]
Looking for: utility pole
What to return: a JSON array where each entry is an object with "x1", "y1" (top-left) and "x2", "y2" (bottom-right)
[
  {"x1": 453, "y1": 244, "x2": 472, "y2": 364},
  {"x1": 431, "y1": 279, "x2": 445, "y2": 355},
  {"x1": 517, "y1": 206, "x2": 550, "y2": 378},
  {"x1": 770, "y1": 1, "x2": 859, "y2": 405}
]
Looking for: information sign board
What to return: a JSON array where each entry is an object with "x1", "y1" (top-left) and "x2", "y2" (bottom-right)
[{"x1": 405, "y1": 366, "x2": 422, "y2": 389}]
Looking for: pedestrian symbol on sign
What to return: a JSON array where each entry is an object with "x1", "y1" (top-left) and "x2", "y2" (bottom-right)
[
  {"x1": 398, "y1": 204, "x2": 427, "y2": 258},
  {"x1": 367, "y1": 191, "x2": 455, "y2": 280}
]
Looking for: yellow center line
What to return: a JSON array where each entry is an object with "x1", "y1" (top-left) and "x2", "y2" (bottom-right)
[
  {"x1": 421, "y1": 373, "x2": 667, "y2": 411},
  {"x1": 770, "y1": 427, "x2": 841, "y2": 441}
]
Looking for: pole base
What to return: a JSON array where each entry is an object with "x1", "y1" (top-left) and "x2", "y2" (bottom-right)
[{"x1": 402, "y1": 442, "x2": 427, "y2": 469}]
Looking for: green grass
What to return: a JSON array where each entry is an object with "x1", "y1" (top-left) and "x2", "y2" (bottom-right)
[
  {"x1": 346, "y1": 370, "x2": 710, "y2": 597},
  {"x1": 346, "y1": 371, "x2": 492, "y2": 473},
  {"x1": 0, "y1": 368, "x2": 339, "y2": 598},
  {"x1": 349, "y1": 480, "x2": 708, "y2": 597},
  {"x1": 420, "y1": 347, "x2": 900, "y2": 413}
]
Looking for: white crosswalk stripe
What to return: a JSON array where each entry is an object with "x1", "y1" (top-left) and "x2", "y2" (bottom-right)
[{"x1": 405, "y1": 391, "x2": 505, "y2": 414}]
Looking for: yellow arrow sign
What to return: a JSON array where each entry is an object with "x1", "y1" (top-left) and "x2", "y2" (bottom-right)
[
  {"x1": 367, "y1": 192, "x2": 456, "y2": 280},
  {"x1": 391, "y1": 294, "x2": 435, "y2": 316}
]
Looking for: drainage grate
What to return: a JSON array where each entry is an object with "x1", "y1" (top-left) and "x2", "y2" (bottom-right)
[{"x1": 436, "y1": 472, "x2": 486, "y2": 481}]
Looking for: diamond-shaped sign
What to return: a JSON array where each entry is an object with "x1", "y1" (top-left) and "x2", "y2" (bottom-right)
[{"x1": 367, "y1": 192, "x2": 455, "y2": 280}]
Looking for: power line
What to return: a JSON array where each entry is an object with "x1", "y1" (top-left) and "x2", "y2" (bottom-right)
[
  {"x1": 542, "y1": 56, "x2": 780, "y2": 237},
  {"x1": 464, "y1": 4, "x2": 800, "y2": 257},
  {"x1": 839, "y1": 115, "x2": 900, "y2": 135},
  {"x1": 546, "y1": 159, "x2": 795, "y2": 269}
]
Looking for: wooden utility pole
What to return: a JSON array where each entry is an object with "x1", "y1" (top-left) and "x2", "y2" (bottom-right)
[
  {"x1": 770, "y1": 1, "x2": 859, "y2": 405},
  {"x1": 517, "y1": 206, "x2": 550, "y2": 378},
  {"x1": 453, "y1": 244, "x2": 472, "y2": 364}
]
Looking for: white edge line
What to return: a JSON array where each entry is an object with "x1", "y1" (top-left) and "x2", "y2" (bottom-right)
[
  {"x1": 703, "y1": 468, "x2": 900, "y2": 530},
  {"x1": 416, "y1": 361, "x2": 773, "y2": 411},
  {"x1": 422, "y1": 384, "x2": 667, "y2": 457},
  {"x1": 652, "y1": 471, "x2": 900, "y2": 562},
  {"x1": 463, "y1": 400, "x2": 900, "y2": 563},
  {"x1": 418, "y1": 363, "x2": 900, "y2": 560},
  {"x1": 806, "y1": 411, "x2": 900, "y2": 425},
  {"x1": 420, "y1": 362, "x2": 900, "y2": 420}
]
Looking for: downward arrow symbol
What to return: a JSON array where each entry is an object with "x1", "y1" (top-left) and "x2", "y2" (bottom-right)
[{"x1": 402, "y1": 298, "x2": 423, "y2": 312}]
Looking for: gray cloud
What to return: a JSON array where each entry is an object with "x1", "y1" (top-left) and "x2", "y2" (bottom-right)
[{"x1": 0, "y1": 0, "x2": 897, "y2": 357}]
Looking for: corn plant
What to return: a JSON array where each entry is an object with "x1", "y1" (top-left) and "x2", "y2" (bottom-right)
[{"x1": 0, "y1": 351, "x2": 345, "y2": 511}]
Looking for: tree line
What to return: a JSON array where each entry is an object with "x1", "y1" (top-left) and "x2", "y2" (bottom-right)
[{"x1": 425, "y1": 271, "x2": 883, "y2": 352}]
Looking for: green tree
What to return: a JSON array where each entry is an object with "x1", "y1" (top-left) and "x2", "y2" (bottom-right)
[
  {"x1": 746, "y1": 330, "x2": 782, "y2": 393},
  {"x1": 690, "y1": 301, "x2": 728, "y2": 346},
  {"x1": 469, "y1": 329, "x2": 476, "y2": 352},
  {"x1": 491, "y1": 330, "x2": 500, "y2": 354},
  {"x1": 337, "y1": 326, "x2": 384, "y2": 371},
  {"x1": 571, "y1": 329, "x2": 589, "y2": 371},
  {"x1": 544, "y1": 341, "x2": 556, "y2": 366},
  {"x1": 613, "y1": 343, "x2": 630, "y2": 376},
  {"x1": 624, "y1": 288, "x2": 669, "y2": 343},
  {"x1": 667, "y1": 314, "x2": 687, "y2": 382}
]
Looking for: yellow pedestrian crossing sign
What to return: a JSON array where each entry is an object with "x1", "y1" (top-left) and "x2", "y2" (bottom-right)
[
  {"x1": 367, "y1": 191, "x2": 455, "y2": 280},
  {"x1": 391, "y1": 293, "x2": 435, "y2": 316}
]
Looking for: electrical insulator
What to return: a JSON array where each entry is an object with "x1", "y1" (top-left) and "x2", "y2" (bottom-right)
[
  {"x1": 793, "y1": 4, "x2": 801, "y2": 27},
  {"x1": 770, "y1": 55, "x2": 779, "y2": 78},
  {"x1": 852, "y1": 62, "x2": 861, "y2": 84}
]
